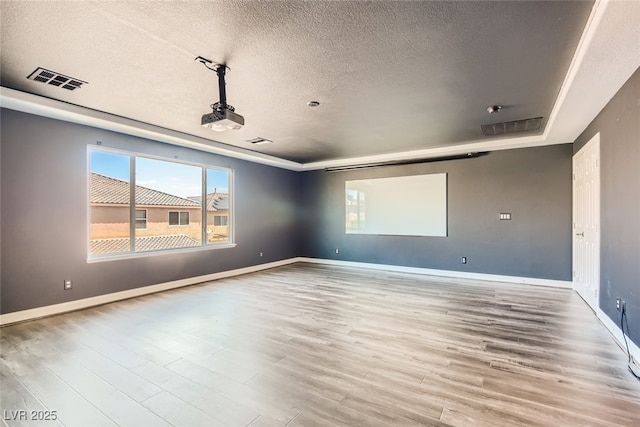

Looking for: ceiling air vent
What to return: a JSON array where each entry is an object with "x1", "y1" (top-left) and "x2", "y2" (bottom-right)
[
  {"x1": 27, "y1": 67, "x2": 87, "y2": 91},
  {"x1": 481, "y1": 117, "x2": 543, "y2": 137}
]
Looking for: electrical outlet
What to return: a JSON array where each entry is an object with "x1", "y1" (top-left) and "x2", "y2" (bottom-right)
[
  {"x1": 335, "y1": 248, "x2": 339, "y2": 254},
  {"x1": 64, "y1": 279, "x2": 72, "y2": 290},
  {"x1": 461, "y1": 257, "x2": 467, "y2": 264},
  {"x1": 260, "y1": 252, "x2": 263, "y2": 257},
  {"x1": 616, "y1": 298, "x2": 621, "y2": 311}
]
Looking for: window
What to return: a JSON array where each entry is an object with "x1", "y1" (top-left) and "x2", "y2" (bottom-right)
[
  {"x1": 89, "y1": 147, "x2": 233, "y2": 258},
  {"x1": 213, "y1": 215, "x2": 228, "y2": 226},
  {"x1": 135, "y1": 210, "x2": 147, "y2": 229},
  {"x1": 89, "y1": 151, "x2": 131, "y2": 255},
  {"x1": 206, "y1": 168, "x2": 231, "y2": 243},
  {"x1": 169, "y1": 211, "x2": 190, "y2": 226},
  {"x1": 135, "y1": 156, "x2": 201, "y2": 252}
]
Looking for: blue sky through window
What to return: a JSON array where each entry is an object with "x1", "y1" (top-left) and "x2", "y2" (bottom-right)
[
  {"x1": 90, "y1": 150, "x2": 129, "y2": 181},
  {"x1": 136, "y1": 157, "x2": 201, "y2": 199},
  {"x1": 90, "y1": 150, "x2": 230, "y2": 199}
]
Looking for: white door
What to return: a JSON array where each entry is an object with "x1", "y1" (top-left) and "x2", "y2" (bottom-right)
[{"x1": 573, "y1": 133, "x2": 600, "y2": 310}]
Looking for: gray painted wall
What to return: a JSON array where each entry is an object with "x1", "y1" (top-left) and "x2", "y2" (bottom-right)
[
  {"x1": 1, "y1": 109, "x2": 301, "y2": 314},
  {"x1": 300, "y1": 144, "x2": 573, "y2": 281},
  {"x1": 574, "y1": 67, "x2": 640, "y2": 346}
]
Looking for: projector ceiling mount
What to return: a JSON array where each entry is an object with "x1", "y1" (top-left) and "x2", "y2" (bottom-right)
[{"x1": 196, "y1": 56, "x2": 244, "y2": 131}]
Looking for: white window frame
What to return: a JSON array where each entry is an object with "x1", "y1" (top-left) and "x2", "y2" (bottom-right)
[{"x1": 87, "y1": 146, "x2": 235, "y2": 262}]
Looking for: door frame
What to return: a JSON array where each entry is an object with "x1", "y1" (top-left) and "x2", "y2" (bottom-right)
[{"x1": 572, "y1": 132, "x2": 601, "y2": 311}]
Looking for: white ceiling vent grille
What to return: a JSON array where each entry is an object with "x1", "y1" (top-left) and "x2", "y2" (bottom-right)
[
  {"x1": 27, "y1": 67, "x2": 87, "y2": 91},
  {"x1": 481, "y1": 117, "x2": 543, "y2": 136}
]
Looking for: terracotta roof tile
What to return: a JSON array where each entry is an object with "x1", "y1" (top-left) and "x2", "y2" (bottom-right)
[
  {"x1": 90, "y1": 173, "x2": 200, "y2": 207},
  {"x1": 206, "y1": 192, "x2": 229, "y2": 211},
  {"x1": 90, "y1": 234, "x2": 202, "y2": 254}
]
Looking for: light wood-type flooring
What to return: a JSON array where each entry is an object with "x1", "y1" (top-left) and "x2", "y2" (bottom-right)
[{"x1": 2, "y1": 263, "x2": 640, "y2": 426}]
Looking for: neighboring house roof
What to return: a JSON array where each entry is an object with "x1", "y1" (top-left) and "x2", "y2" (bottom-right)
[
  {"x1": 90, "y1": 234, "x2": 201, "y2": 253},
  {"x1": 206, "y1": 192, "x2": 229, "y2": 212},
  {"x1": 90, "y1": 172, "x2": 200, "y2": 207}
]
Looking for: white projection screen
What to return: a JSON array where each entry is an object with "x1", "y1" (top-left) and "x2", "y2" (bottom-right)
[{"x1": 345, "y1": 173, "x2": 447, "y2": 236}]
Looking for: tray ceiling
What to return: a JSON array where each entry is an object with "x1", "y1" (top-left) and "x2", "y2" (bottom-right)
[{"x1": 1, "y1": 1, "x2": 639, "y2": 169}]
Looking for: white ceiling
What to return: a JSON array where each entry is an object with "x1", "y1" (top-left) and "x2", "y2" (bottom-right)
[{"x1": 1, "y1": 1, "x2": 639, "y2": 170}]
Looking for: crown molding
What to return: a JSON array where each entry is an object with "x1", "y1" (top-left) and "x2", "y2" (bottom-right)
[
  {"x1": 3, "y1": 0, "x2": 638, "y2": 172},
  {"x1": 0, "y1": 87, "x2": 304, "y2": 171}
]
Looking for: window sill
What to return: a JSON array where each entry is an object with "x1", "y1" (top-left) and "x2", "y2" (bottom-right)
[{"x1": 87, "y1": 242, "x2": 237, "y2": 263}]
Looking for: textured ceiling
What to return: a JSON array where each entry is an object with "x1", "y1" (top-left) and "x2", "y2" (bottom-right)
[{"x1": 0, "y1": 1, "x2": 637, "y2": 167}]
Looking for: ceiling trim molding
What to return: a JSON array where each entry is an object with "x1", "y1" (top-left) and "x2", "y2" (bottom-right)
[
  {"x1": 304, "y1": 0, "x2": 640, "y2": 171},
  {"x1": 0, "y1": 86, "x2": 568, "y2": 172},
  {"x1": 542, "y1": 0, "x2": 609, "y2": 142},
  {"x1": 301, "y1": 134, "x2": 563, "y2": 171},
  {"x1": 544, "y1": 0, "x2": 640, "y2": 144},
  {"x1": 0, "y1": 87, "x2": 304, "y2": 171},
  {"x1": 2, "y1": 0, "x2": 637, "y2": 173}
]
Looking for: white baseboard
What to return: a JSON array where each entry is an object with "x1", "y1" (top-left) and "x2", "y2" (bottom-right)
[
  {"x1": 5, "y1": 255, "x2": 637, "y2": 370},
  {"x1": 595, "y1": 306, "x2": 640, "y2": 366},
  {"x1": 0, "y1": 258, "x2": 301, "y2": 326},
  {"x1": 298, "y1": 257, "x2": 573, "y2": 289},
  {"x1": 0, "y1": 256, "x2": 579, "y2": 327}
]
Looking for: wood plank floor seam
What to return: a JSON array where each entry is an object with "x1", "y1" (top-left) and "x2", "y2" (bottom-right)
[{"x1": 2, "y1": 263, "x2": 639, "y2": 426}]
